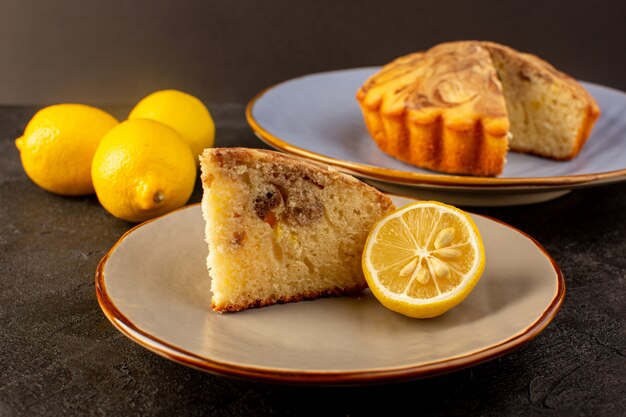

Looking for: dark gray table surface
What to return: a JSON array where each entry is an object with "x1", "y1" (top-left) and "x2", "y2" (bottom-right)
[{"x1": 1, "y1": 105, "x2": 624, "y2": 417}]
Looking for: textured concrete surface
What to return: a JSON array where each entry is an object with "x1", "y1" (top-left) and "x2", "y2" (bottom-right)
[{"x1": 0, "y1": 105, "x2": 624, "y2": 416}]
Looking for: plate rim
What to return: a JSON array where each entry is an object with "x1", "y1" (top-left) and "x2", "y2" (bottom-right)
[
  {"x1": 246, "y1": 67, "x2": 626, "y2": 189},
  {"x1": 95, "y1": 202, "x2": 566, "y2": 385}
]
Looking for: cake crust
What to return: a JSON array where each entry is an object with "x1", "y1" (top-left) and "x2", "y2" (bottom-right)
[
  {"x1": 210, "y1": 283, "x2": 366, "y2": 312},
  {"x1": 203, "y1": 147, "x2": 393, "y2": 207}
]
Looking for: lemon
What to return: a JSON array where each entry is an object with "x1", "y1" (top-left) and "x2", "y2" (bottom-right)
[
  {"x1": 15, "y1": 104, "x2": 118, "y2": 195},
  {"x1": 362, "y1": 201, "x2": 485, "y2": 318},
  {"x1": 128, "y1": 90, "x2": 215, "y2": 164},
  {"x1": 91, "y1": 119, "x2": 196, "y2": 223}
]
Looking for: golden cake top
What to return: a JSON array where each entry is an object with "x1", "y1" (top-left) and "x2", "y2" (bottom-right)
[
  {"x1": 357, "y1": 41, "x2": 601, "y2": 137},
  {"x1": 357, "y1": 41, "x2": 510, "y2": 135}
]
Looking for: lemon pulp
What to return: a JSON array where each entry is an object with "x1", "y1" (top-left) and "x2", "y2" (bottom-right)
[{"x1": 362, "y1": 201, "x2": 485, "y2": 318}]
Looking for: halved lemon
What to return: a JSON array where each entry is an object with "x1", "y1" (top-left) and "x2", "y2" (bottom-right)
[{"x1": 362, "y1": 201, "x2": 485, "y2": 318}]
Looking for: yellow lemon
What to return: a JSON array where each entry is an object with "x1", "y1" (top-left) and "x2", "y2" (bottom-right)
[
  {"x1": 128, "y1": 90, "x2": 215, "y2": 164},
  {"x1": 91, "y1": 119, "x2": 196, "y2": 223},
  {"x1": 362, "y1": 201, "x2": 485, "y2": 318},
  {"x1": 15, "y1": 104, "x2": 118, "y2": 195}
]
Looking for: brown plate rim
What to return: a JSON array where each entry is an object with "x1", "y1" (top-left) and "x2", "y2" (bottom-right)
[
  {"x1": 245, "y1": 69, "x2": 626, "y2": 189},
  {"x1": 95, "y1": 201, "x2": 566, "y2": 385}
]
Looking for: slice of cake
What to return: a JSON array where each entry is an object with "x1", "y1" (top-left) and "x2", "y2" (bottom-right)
[
  {"x1": 200, "y1": 148, "x2": 395, "y2": 312},
  {"x1": 356, "y1": 41, "x2": 600, "y2": 176}
]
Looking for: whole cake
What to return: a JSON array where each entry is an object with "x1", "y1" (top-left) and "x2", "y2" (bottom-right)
[
  {"x1": 200, "y1": 148, "x2": 395, "y2": 312},
  {"x1": 356, "y1": 41, "x2": 600, "y2": 176}
]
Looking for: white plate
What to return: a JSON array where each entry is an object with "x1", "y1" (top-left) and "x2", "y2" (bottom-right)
[
  {"x1": 96, "y1": 196, "x2": 564, "y2": 385},
  {"x1": 247, "y1": 68, "x2": 626, "y2": 206}
]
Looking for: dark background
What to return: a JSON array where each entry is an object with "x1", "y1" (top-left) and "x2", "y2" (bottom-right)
[{"x1": 1, "y1": 0, "x2": 625, "y2": 106}]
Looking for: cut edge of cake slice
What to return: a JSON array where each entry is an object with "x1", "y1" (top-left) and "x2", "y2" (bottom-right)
[
  {"x1": 200, "y1": 148, "x2": 396, "y2": 312},
  {"x1": 483, "y1": 41, "x2": 600, "y2": 161}
]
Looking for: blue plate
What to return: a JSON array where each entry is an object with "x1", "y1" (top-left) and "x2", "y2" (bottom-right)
[{"x1": 247, "y1": 68, "x2": 626, "y2": 205}]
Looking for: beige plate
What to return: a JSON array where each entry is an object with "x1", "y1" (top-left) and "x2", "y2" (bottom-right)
[{"x1": 96, "y1": 196, "x2": 565, "y2": 385}]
